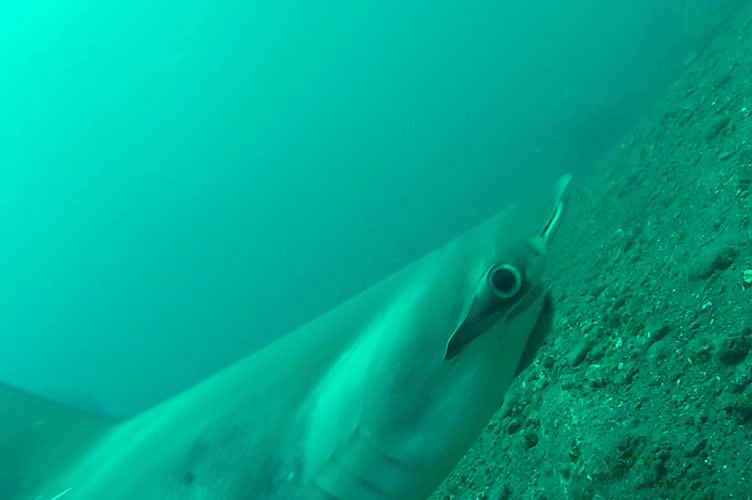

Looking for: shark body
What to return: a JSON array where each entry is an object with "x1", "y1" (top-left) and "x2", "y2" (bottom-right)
[{"x1": 2, "y1": 175, "x2": 570, "y2": 499}]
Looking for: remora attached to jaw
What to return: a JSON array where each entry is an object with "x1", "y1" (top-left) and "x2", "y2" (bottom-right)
[
  {"x1": 9, "y1": 175, "x2": 571, "y2": 500},
  {"x1": 445, "y1": 173, "x2": 570, "y2": 361}
]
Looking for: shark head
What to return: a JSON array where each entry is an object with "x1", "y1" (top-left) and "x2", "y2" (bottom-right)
[{"x1": 303, "y1": 174, "x2": 571, "y2": 499}]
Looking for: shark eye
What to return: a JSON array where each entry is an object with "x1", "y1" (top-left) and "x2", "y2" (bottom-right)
[{"x1": 488, "y1": 264, "x2": 522, "y2": 299}]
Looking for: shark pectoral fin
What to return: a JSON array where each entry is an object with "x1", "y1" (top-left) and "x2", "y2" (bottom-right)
[{"x1": 0, "y1": 382, "x2": 115, "y2": 499}]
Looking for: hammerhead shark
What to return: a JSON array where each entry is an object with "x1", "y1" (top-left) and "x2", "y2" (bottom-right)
[{"x1": 1, "y1": 174, "x2": 571, "y2": 499}]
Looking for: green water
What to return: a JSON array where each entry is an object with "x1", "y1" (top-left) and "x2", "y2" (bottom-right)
[{"x1": 0, "y1": 0, "x2": 743, "y2": 417}]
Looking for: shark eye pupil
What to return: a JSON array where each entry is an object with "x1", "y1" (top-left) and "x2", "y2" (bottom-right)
[{"x1": 489, "y1": 264, "x2": 522, "y2": 299}]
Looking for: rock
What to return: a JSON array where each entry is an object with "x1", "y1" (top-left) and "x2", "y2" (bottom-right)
[
  {"x1": 717, "y1": 328, "x2": 752, "y2": 365},
  {"x1": 687, "y1": 238, "x2": 739, "y2": 280}
]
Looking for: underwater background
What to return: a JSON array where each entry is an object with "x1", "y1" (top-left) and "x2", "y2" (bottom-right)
[{"x1": 0, "y1": 0, "x2": 746, "y2": 421}]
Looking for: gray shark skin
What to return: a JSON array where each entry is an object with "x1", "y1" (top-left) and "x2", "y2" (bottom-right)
[{"x1": 3, "y1": 175, "x2": 570, "y2": 500}]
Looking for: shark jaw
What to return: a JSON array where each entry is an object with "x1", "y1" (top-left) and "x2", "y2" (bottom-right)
[{"x1": 15, "y1": 175, "x2": 570, "y2": 500}]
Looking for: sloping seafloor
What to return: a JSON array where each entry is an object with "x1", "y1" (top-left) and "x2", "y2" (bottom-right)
[{"x1": 433, "y1": 5, "x2": 752, "y2": 500}]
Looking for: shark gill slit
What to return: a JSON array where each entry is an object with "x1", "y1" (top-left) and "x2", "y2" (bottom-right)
[
  {"x1": 311, "y1": 480, "x2": 342, "y2": 500},
  {"x1": 311, "y1": 423, "x2": 421, "y2": 498},
  {"x1": 329, "y1": 452, "x2": 390, "y2": 496},
  {"x1": 353, "y1": 424, "x2": 421, "y2": 471}
]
